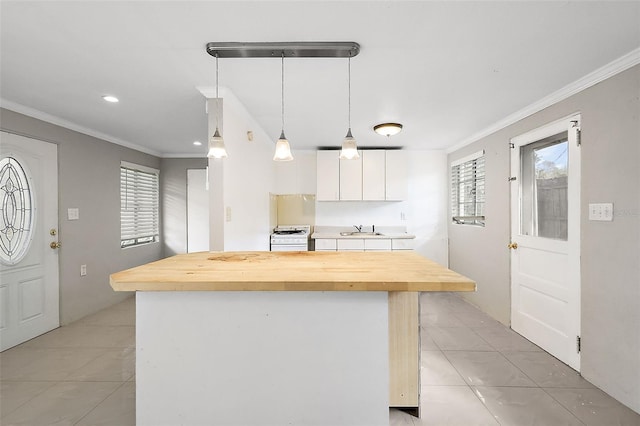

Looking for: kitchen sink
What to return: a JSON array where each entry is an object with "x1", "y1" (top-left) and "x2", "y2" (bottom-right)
[{"x1": 339, "y1": 232, "x2": 385, "y2": 236}]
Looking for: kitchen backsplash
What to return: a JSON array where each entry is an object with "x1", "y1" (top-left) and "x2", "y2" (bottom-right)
[{"x1": 270, "y1": 194, "x2": 316, "y2": 226}]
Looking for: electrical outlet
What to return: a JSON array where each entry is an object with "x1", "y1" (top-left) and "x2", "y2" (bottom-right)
[
  {"x1": 400, "y1": 212, "x2": 406, "y2": 221},
  {"x1": 226, "y1": 206, "x2": 232, "y2": 222},
  {"x1": 80, "y1": 264, "x2": 87, "y2": 276}
]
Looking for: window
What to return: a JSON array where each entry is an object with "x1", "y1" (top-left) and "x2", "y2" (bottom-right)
[
  {"x1": 451, "y1": 150, "x2": 485, "y2": 226},
  {"x1": 120, "y1": 162, "x2": 159, "y2": 248},
  {"x1": 520, "y1": 132, "x2": 568, "y2": 240}
]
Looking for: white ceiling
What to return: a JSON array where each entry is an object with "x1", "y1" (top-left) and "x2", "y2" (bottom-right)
[{"x1": 2, "y1": 1, "x2": 639, "y2": 157}]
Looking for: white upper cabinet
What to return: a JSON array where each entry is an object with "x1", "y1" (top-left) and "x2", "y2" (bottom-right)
[
  {"x1": 362, "y1": 150, "x2": 386, "y2": 201},
  {"x1": 316, "y1": 151, "x2": 340, "y2": 201},
  {"x1": 386, "y1": 150, "x2": 408, "y2": 201},
  {"x1": 316, "y1": 149, "x2": 407, "y2": 201},
  {"x1": 339, "y1": 151, "x2": 363, "y2": 201}
]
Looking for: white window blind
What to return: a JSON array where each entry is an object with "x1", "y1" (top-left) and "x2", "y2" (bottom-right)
[
  {"x1": 451, "y1": 151, "x2": 485, "y2": 226},
  {"x1": 120, "y1": 162, "x2": 159, "y2": 248}
]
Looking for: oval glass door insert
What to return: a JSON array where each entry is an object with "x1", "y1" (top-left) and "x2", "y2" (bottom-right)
[{"x1": 0, "y1": 156, "x2": 35, "y2": 265}]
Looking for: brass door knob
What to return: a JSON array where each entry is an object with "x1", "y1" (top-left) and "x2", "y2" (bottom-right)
[
  {"x1": 508, "y1": 242, "x2": 518, "y2": 250},
  {"x1": 50, "y1": 241, "x2": 61, "y2": 249}
]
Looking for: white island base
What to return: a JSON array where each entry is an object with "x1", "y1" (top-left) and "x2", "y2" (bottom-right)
[{"x1": 136, "y1": 291, "x2": 389, "y2": 426}]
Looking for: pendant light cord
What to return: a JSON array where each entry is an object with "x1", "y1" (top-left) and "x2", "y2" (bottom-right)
[
  {"x1": 281, "y1": 52, "x2": 285, "y2": 132},
  {"x1": 348, "y1": 54, "x2": 351, "y2": 128},
  {"x1": 215, "y1": 53, "x2": 220, "y2": 129}
]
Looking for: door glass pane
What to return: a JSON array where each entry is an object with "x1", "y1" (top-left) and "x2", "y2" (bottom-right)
[
  {"x1": 0, "y1": 157, "x2": 35, "y2": 265},
  {"x1": 520, "y1": 132, "x2": 568, "y2": 240}
]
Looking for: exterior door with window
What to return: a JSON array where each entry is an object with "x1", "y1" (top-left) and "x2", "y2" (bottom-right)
[
  {"x1": 0, "y1": 132, "x2": 59, "y2": 351},
  {"x1": 510, "y1": 115, "x2": 581, "y2": 370}
]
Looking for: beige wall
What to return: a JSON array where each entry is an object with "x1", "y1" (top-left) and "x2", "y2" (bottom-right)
[
  {"x1": 448, "y1": 65, "x2": 640, "y2": 413},
  {"x1": 1, "y1": 108, "x2": 163, "y2": 324}
]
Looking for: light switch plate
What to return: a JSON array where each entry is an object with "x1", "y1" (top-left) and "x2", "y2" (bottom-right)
[
  {"x1": 589, "y1": 203, "x2": 613, "y2": 221},
  {"x1": 68, "y1": 208, "x2": 80, "y2": 220}
]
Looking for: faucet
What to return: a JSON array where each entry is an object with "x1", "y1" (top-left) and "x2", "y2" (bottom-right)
[{"x1": 353, "y1": 225, "x2": 363, "y2": 233}]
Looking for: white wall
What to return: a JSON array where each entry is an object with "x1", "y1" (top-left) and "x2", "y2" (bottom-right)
[
  {"x1": 277, "y1": 150, "x2": 449, "y2": 265},
  {"x1": 275, "y1": 150, "x2": 317, "y2": 194},
  {"x1": 208, "y1": 91, "x2": 277, "y2": 251}
]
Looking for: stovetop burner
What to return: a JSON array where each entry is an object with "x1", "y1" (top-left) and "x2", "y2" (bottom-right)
[{"x1": 273, "y1": 230, "x2": 305, "y2": 235}]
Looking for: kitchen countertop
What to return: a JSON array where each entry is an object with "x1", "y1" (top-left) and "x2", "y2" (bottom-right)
[
  {"x1": 311, "y1": 232, "x2": 415, "y2": 239},
  {"x1": 110, "y1": 251, "x2": 475, "y2": 293},
  {"x1": 311, "y1": 225, "x2": 416, "y2": 240}
]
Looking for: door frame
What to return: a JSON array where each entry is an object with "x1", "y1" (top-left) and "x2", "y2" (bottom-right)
[{"x1": 509, "y1": 113, "x2": 582, "y2": 370}]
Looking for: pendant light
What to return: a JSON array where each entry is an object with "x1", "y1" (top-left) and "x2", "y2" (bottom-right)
[
  {"x1": 273, "y1": 53, "x2": 293, "y2": 161},
  {"x1": 340, "y1": 54, "x2": 359, "y2": 160},
  {"x1": 208, "y1": 53, "x2": 228, "y2": 159}
]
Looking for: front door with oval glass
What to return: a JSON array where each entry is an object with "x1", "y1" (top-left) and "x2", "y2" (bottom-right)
[{"x1": 0, "y1": 132, "x2": 59, "y2": 351}]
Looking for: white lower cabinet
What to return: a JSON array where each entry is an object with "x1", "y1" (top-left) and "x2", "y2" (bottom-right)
[
  {"x1": 391, "y1": 239, "x2": 414, "y2": 250},
  {"x1": 337, "y1": 239, "x2": 365, "y2": 251},
  {"x1": 315, "y1": 238, "x2": 412, "y2": 252},
  {"x1": 364, "y1": 239, "x2": 392, "y2": 251},
  {"x1": 315, "y1": 239, "x2": 337, "y2": 251}
]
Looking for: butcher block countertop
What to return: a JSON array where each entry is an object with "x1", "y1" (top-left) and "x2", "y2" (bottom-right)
[{"x1": 110, "y1": 251, "x2": 476, "y2": 292}]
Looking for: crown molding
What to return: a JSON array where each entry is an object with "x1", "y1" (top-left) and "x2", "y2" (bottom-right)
[
  {"x1": 0, "y1": 99, "x2": 162, "y2": 157},
  {"x1": 447, "y1": 47, "x2": 640, "y2": 153}
]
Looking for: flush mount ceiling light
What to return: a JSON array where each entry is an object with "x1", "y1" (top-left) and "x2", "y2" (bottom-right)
[
  {"x1": 340, "y1": 54, "x2": 359, "y2": 160},
  {"x1": 373, "y1": 122, "x2": 403, "y2": 137},
  {"x1": 273, "y1": 53, "x2": 293, "y2": 161},
  {"x1": 207, "y1": 53, "x2": 228, "y2": 159},
  {"x1": 102, "y1": 95, "x2": 119, "y2": 103},
  {"x1": 193, "y1": 141, "x2": 202, "y2": 146}
]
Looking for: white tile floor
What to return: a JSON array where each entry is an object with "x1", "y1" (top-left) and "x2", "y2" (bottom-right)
[{"x1": 1, "y1": 293, "x2": 638, "y2": 425}]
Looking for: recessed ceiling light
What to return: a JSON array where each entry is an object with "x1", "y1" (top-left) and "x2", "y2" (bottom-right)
[
  {"x1": 102, "y1": 95, "x2": 119, "y2": 103},
  {"x1": 193, "y1": 141, "x2": 202, "y2": 146}
]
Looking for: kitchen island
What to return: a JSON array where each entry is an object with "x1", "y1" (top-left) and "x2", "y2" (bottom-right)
[{"x1": 110, "y1": 251, "x2": 475, "y2": 426}]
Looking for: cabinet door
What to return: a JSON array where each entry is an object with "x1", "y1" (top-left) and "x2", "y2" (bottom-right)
[
  {"x1": 364, "y1": 239, "x2": 392, "y2": 251},
  {"x1": 339, "y1": 152, "x2": 362, "y2": 200},
  {"x1": 386, "y1": 150, "x2": 408, "y2": 201},
  {"x1": 316, "y1": 151, "x2": 340, "y2": 201},
  {"x1": 336, "y1": 239, "x2": 365, "y2": 250},
  {"x1": 314, "y1": 239, "x2": 337, "y2": 251},
  {"x1": 391, "y1": 239, "x2": 414, "y2": 250},
  {"x1": 362, "y1": 150, "x2": 386, "y2": 201}
]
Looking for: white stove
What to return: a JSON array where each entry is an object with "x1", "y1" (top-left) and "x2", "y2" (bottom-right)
[{"x1": 270, "y1": 225, "x2": 311, "y2": 252}]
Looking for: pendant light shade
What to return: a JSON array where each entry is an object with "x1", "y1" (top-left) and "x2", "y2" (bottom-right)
[
  {"x1": 208, "y1": 53, "x2": 228, "y2": 159},
  {"x1": 208, "y1": 127, "x2": 227, "y2": 159},
  {"x1": 340, "y1": 55, "x2": 359, "y2": 160},
  {"x1": 274, "y1": 54, "x2": 293, "y2": 162},
  {"x1": 273, "y1": 131, "x2": 293, "y2": 161},
  {"x1": 340, "y1": 128, "x2": 359, "y2": 160}
]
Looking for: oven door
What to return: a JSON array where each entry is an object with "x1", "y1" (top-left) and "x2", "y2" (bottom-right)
[{"x1": 270, "y1": 244, "x2": 307, "y2": 252}]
